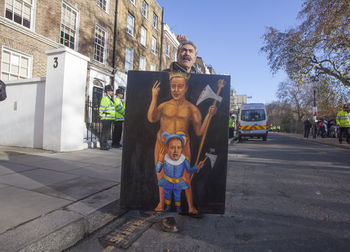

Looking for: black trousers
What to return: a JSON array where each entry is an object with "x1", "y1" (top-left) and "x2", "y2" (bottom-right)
[
  {"x1": 101, "y1": 120, "x2": 113, "y2": 148},
  {"x1": 338, "y1": 127, "x2": 350, "y2": 143},
  {"x1": 229, "y1": 128, "x2": 234, "y2": 138},
  {"x1": 112, "y1": 121, "x2": 124, "y2": 146},
  {"x1": 304, "y1": 126, "x2": 311, "y2": 138}
]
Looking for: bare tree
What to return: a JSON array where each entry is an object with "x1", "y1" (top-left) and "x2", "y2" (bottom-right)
[{"x1": 261, "y1": 0, "x2": 350, "y2": 87}]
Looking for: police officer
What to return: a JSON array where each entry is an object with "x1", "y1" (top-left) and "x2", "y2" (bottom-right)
[
  {"x1": 112, "y1": 88, "x2": 125, "y2": 148},
  {"x1": 336, "y1": 104, "x2": 350, "y2": 144},
  {"x1": 99, "y1": 85, "x2": 115, "y2": 150},
  {"x1": 229, "y1": 114, "x2": 235, "y2": 139}
]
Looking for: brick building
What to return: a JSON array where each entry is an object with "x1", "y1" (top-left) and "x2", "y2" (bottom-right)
[{"x1": 0, "y1": 0, "x2": 162, "y2": 102}]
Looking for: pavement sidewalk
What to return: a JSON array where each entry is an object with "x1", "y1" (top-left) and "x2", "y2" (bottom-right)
[
  {"x1": 275, "y1": 132, "x2": 350, "y2": 150},
  {"x1": 0, "y1": 145, "x2": 126, "y2": 252}
]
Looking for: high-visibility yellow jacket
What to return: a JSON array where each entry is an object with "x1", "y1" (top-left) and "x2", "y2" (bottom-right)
[
  {"x1": 99, "y1": 95, "x2": 116, "y2": 120},
  {"x1": 114, "y1": 97, "x2": 125, "y2": 122},
  {"x1": 229, "y1": 117, "x2": 235, "y2": 128},
  {"x1": 336, "y1": 110, "x2": 350, "y2": 127}
]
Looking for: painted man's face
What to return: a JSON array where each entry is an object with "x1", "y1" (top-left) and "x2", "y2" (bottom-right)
[
  {"x1": 167, "y1": 138, "x2": 183, "y2": 161},
  {"x1": 177, "y1": 44, "x2": 197, "y2": 70},
  {"x1": 170, "y1": 77, "x2": 187, "y2": 101}
]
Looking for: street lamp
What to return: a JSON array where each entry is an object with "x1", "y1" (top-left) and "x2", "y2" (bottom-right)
[{"x1": 312, "y1": 77, "x2": 318, "y2": 138}]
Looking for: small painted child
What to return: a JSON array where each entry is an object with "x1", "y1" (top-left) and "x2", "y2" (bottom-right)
[{"x1": 156, "y1": 131, "x2": 205, "y2": 212}]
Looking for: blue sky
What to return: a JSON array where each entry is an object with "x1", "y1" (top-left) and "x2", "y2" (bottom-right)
[{"x1": 157, "y1": 0, "x2": 303, "y2": 103}]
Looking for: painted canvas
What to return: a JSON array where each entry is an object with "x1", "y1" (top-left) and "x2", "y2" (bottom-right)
[{"x1": 120, "y1": 71, "x2": 230, "y2": 214}]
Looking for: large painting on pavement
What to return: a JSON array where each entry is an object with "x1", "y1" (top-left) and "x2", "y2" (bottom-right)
[{"x1": 120, "y1": 71, "x2": 230, "y2": 214}]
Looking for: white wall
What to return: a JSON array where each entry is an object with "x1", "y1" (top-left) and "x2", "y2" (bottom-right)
[
  {"x1": 0, "y1": 48, "x2": 91, "y2": 152},
  {"x1": 0, "y1": 78, "x2": 45, "y2": 148},
  {"x1": 43, "y1": 47, "x2": 89, "y2": 152}
]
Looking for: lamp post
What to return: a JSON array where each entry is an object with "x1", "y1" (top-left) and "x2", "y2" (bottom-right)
[{"x1": 312, "y1": 77, "x2": 318, "y2": 138}]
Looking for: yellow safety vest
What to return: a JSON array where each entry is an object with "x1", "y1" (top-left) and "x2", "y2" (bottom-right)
[
  {"x1": 336, "y1": 110, "x2": 350, "y2": 127},
  {"x1": 99, "y1": 96, "x2": 116, "y2": 120},
  {"x1": 114, "y1": 97, "x2": 125, "y2": 122}
]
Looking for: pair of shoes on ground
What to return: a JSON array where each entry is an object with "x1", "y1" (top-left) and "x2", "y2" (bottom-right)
[{"x1": 160, "y1": 217, "x2": 178, "y2": 233}]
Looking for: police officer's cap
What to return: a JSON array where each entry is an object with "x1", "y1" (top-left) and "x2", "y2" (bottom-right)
[
  {"x1": 104, "y1": 85, "x2": 113, "y2": 92},
  {"x1": 115, "y1": 88, "x2": 124, "y2": 95}
]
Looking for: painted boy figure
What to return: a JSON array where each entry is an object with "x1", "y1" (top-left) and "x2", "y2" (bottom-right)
[{"x1": 156, "y1": 132, "x2": 205, "y2": 213}]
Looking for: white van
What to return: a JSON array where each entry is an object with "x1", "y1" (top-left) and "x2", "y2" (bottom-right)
[{"x1": 238, "y1": 103, "x2": 268, "y2": 141}]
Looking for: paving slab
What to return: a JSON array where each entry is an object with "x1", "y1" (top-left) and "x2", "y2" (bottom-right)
[
  {"x1": 33, "y1": 176, "x2": 118, "y2": 201},
  {"x1": 0, "y1": 168, "x2": 79, "y2": 190},
  {"x1": 66, "y1": 165, "x2": 121, "y2": 182},
  {"x1": 0, "y1": 183, "x2": 8, "y2": 189},
  {"x1": 1, "y1": 152, "x2": 55, "y2": 165},
  {"x1": 0, "y1": 186, "x2": 71, "y2": 234},
  {"x1": 24, "y1": 158, "x2": 91, "y2": 172},
  {"x1": 0, "y1": 161, "x2": 37, "y2": 175}
]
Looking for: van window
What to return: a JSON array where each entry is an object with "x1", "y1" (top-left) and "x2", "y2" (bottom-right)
[{"x1": 241, "y1": 109, "x2": 266, "y2": 121}]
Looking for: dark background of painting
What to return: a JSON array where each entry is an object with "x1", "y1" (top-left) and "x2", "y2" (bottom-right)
[{"x1": 120, "y1": 71, "x2": 230, "y2": 214}]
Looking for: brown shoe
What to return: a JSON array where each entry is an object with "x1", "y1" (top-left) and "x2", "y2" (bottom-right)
[{"x1": 160, "y1": 217, "x2": 178, "y2": 233}]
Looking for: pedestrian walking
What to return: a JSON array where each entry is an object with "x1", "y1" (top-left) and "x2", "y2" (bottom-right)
[
  {"x1": 336, "y1": 104, "x2": 350, "y2": 144},
  {"x1": 99, "y1": 85, "x2": 115, "y2": 150},
  {"x1": 304, "y1": 118, "x2": 312, "y2": 138},
  {"x1": 112, "y1": 88, "x2": 125, "y2": 148}
]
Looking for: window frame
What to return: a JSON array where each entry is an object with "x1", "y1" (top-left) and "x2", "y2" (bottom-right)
[
  {"x1": 151, "y1": 36, "x2": 157, "y2": 55},
  {"x1": 150, "y1": 63, "x2": 156, "y2": 71},
  {"x1": 1, "y1": 46, "x2": 32, "y2": 81},
  {"x1": 94, "y1": 24, "x2": 108, "y2": 64},
  {"x1": 140, "y1": 26, "x2": 147, "y2": 47},
  {"x1": 152, "y1": 12, "x2": 158, "y2": 29},
  {"x1": 141, "y1": 0, "x2": 148, "y2": 18},
  {"x1": 97, "y1": 0, "x2": 109, "y2": 13},
  {"x1": 126, "y1": 13, "x2": 135, "y2": 36},
  {"x1": 60, "y1": 1, "x2": 80, "y2": 50},
  {"x1": 166, "y1": 42, "x2": 170, "y2": 57},
  {"x1": 125, "y1": 46, "x2": 134, "y2": 72},
  {"x1": 139, "y1": 55, "x2": 146, "y2": 71},
  {"x1": 4, "y1": 0, "x2": 35, "y2": 30}
]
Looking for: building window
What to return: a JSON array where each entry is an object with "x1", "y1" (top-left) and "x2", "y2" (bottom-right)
[
  {"x1": 1, "y1": 48, "x2": 31, "y2": 81},
  {"x1": 94, "y1": 25, "x2": 107, "y2": 63},
  {"x1": 140, "y1": 26, "x2": 147, "y2": 47},
  {"x1": 126, "y1": 13, "x2": 134, "y2": 36},
  {"x1": 166, "y1": 42, "x2": 170, "y2": 57},
  {"x1": 97, "y1": 0, "x2": 107, "y2": 11},
  {"x1": 5, "y1": 0, "x2": 33, "y2": 29},
  {"x1": 139, "y1": 56, "x2": 146, "y2": 71},
  {"x1": 151, "y1": 36, "x2": 156, "y2": 54},
  {"x1": 60, "y1": 2, "x2": 79, "y2": 50},
  {"x1": 141, "y1": 1, "x2": 148, "y2": 18},
  {"x1": 125, "y1": 46, "x2": 134, "y2": 72},
  {"x1": 150, "y1": 63, "x2": 156, "y2": 71},
  {"x1": 152, "y1": 12, "x2": 158, "y2": 29}
]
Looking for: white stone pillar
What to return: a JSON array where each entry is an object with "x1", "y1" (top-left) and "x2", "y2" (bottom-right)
[{"x1": 43, "y1": 47, "x2": 90, "y2": 152}]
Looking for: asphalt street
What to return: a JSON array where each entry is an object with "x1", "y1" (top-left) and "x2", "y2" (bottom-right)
[{"x1": 66, "y1": 133, "x2": 350, "y2": 252}]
